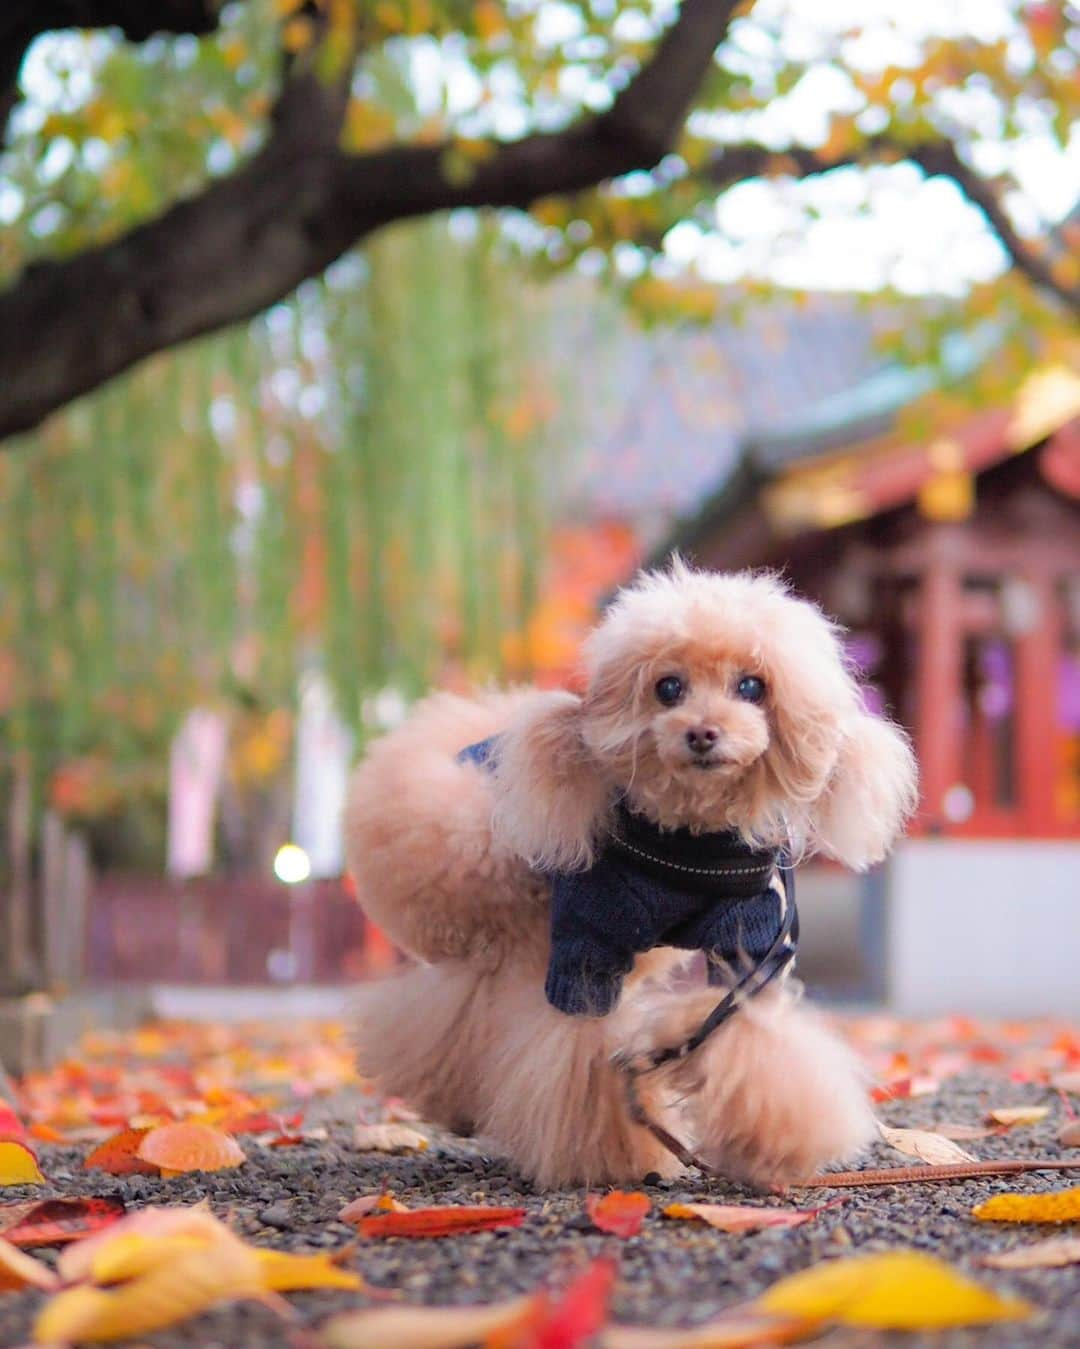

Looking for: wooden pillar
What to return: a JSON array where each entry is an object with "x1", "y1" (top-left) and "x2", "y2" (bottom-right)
[
  {"x1": 915, "y1": 540, "x2": 964, "y2": 828},
  {"x1": 1013, "y1": 572, "x2": 1060, "y2": 833}
]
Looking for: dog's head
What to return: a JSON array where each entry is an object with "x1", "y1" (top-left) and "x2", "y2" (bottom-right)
[{"x1": 492, "y1": 562, "x2": 917, "y2": 872}]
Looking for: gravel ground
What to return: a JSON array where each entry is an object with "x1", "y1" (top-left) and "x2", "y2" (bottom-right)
[{"x1": 1, "y1": 1074, "x2": 1078, "y2": 1348}]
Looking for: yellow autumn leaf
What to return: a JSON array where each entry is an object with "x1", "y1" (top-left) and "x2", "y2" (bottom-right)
[
  {"x1": 0, "y1": 1238, "x2": 59, "y2": 1293},
  {"x1": 756, "y1": 1251, "x2": 1032, "y2": 1330},
  {"x1": 973, "y1": 1186, "x2": 1080, "y2": 1224},
  {"x1": 0, "y1": 1141, "x2": 45, "y2": 1186},
  {"x1": 89, "y1": 1231, "x2": 226, "y2": 1285},
  {"x1": 255, "y1": 1249, "x2": 363, "y2": 1292},
  {"x1": 34, "y1": 1238, "x2": 266, "y2": 1343},
  {"x1": 986, "y1": 1106, "x2": 1050, "y2": 1127},
  {"x1": 57, "y1": 1204, "x2": 230, "y2": 1282}
]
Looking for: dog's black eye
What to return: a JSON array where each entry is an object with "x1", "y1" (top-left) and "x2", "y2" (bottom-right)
[
  {"x1": 654, "y1": 675, "x2": 685, "y2": 707},
  {"x1": 735, "y1": 674, "x2": 766, "y2": 704}
]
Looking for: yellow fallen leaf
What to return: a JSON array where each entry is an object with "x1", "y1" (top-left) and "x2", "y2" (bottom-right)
[
  {"x1": 0, "y1": 1141, "x2": 45, "y2": 1186},
  {"x1": 878, "y1": 1125, "x2": 977, "y2": 1166},
  {"x1": 0, "y1": 1238, "x2": 59, "y2": 1293},
  {"x1": 602, "y1": 1312, "x2": 812, "y2": 1347},
  {"x1": 981, "y1": 1236, "x2": 1080, "y2": 1269},
  {"x1": 35, "y1": 1237, "x2": 266, "y2": 1342},
  {"x1": 320, "y1": 1295, "x2": 537, "y2": 1348},
  {"x1": 90, "y1": 1231, "x2": 226, "y2": 1284},
  {"x1": 255, "y1": 1249, "x2": 363, "y2": 1292},
  {"x1": 756, "y1": 1251, "x2": 1032, "y2": 1329},
  {"x1": 973, "y1": 1186, "x2": 1080, "y2": 1224},
  {"x1": 352, "y1": 1123, "x2": 428, "y2": 1152},
  {"x1": 57, "y1": 1203, "x2": 230, "y2": 1282},
  {"x1": 986, "y1": 1106, "x2": 1050, "y2": 1127}
]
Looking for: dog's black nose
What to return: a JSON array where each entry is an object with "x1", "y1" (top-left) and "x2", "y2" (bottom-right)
[{"x1": 686, "y1": 726, "x2": 719, "y2": 755}]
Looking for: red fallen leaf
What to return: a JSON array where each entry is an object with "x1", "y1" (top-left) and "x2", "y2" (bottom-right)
[
  {"x1": 520, "y1": 1257, "x2": 617, "y2": 1348},
  {"x1": 586, "y1": 1191, "x2": 650, "y2": 1238},
  {"x1": 0, "y1": 1105, "x2": 27, "y2": 1142},
  {"x1": 222, "y1": 1110, "x2": 304, "y2": 1136},
  {"x1": 356, "y1": 1205, "x2": 526, "y2": 1238},
  {"x1": 870, "y1": 1076, "x2": 938, "y2": 1104},
  {"x1": 83, "y1": 1127, "x2": 160, "y2": 1176},
  {"x1": 0, "y1": 1196, "x2": 125, "y2": 1247}
]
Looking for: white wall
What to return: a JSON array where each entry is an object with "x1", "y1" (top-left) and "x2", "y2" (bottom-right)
[{"x1": 887, "y1": 840, "x2": 1080, "y2": 1017}]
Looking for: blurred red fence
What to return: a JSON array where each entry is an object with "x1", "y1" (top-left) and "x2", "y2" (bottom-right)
[{"x1": 85, "y1": 875, "x2": 388, "y2": 985}]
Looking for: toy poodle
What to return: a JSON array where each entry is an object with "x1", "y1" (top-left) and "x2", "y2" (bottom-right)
[{"x1": 345, "y1": 563, "x2": 917, "y2": 1187}]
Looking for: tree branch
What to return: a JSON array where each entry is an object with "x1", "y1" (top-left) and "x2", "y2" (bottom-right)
[
  {"x1": 1, "y1": 2, "x2": 228, "y2": 144},
  {"x1": 705, "y1": 136, "x2": 1080, "y2": 315},
  {"x1": 0, "y1": 0, "x2": 741, "y2": 442}
]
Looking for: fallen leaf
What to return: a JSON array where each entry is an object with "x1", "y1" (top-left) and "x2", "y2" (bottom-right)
[
  {"x1": 34, "y1": 1238, "x2": 267, "y2": 1343},
  {"x1": 89, "y1": 1231, "x2": 220, "y2": 1285},
  {"x1": 587, "y1": 1192, "x2": 650, "y2": 1238},
  {"x1": 663, "y1": 1200, "x2": 842, "y2": 1234},
  {"x1": 981, "y1": 1236, "x2": 1080, "y2": 1269},
  {"x1": 0, "y1": 1106, "x2": 26, "y2": 1142},
  {"x1": 223, "y1": 1110, "x2": 305, "y2": 1136},
  {"x1": 1058, "y1": 1120, "x2": 1080, "y2": 1148},
  {"x1": 0, "y1": 1238, "x2": 59, "y2": 1293},
  {"x1": 321, "y1": 1296, "x2": 538, "y2": 1348},
  {"x1": 973, "y1": 1186, "x2": 1080, "y2": 1224},
  {"x1": 935, "y1": 1123, "x2": 999, "y2": 1142},
  {"x1": 798, "y1": 1159, "x2": 1080, "y2": 1188},
  {"x1": 522, "y1": 1257, "x2": 617, "y2": 1348},
  {"x1": 0, "y1": 1141, "x2": 44, "y2": 1186},
  {"x1": 756, "y1": 1250, "x2": 1032, "y2": 1329},
  {"x1": 84, "y1": 1127, "x2": 159, "y2": 1176},
  {"x1": 987, "y1": 1106, "x2": 1050, "y2": 1127},
  {"x1": 878, "y1": 1125, "x2": 977, "y2": 1166},
  {"x1": 870, "y1": 1076, "x2": 938, "y2": 1103},
  {"x1": 26, "y1": 1124, "x2": 66, "y2": 1145},
  {"x1": 352, "y1": 1123, "x2": 428, "y2": 1153},
  {"x1": 0, "y1": 1197, "x2": 124, "y2": 1248},
  {"x1": 603, "y1": 1312, "x2": 812, "y2": 1348},
  {"x1": 136, "y1": 1121, "x2": 247, "y2": 1174},
  {"x1": 356, "y1": 1205, "x2": 526, "y2": 1238},
  {"x1": 338, "y1": 1194, "x2": 408, "y2": 1222},
  {"x1": 57, "y1": 1204, "x2": 224, "y2": 1280},
  {"x1": 255, "y1": 1248, "x2": 364, "y2": 1292}
]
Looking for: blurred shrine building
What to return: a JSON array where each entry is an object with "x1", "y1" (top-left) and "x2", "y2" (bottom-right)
[{"x1": 548, "y1": 298, "x2": 1080, "y2": 1016}]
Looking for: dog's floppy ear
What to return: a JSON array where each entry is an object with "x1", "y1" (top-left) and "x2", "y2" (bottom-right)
[
  {"x1": 490, "y1": 691, "x2": 609, "y2": 872},
  {"x1": 811, "y1": 711, "x2": 918, "y2": 871}
]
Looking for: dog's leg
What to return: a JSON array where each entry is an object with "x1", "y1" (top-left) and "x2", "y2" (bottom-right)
[{"x1": 627, "y1": 981, "x2": 875, "y2": 1187}]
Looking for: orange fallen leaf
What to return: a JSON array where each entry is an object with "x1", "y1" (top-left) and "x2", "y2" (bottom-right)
[
  {"x1": 34, "y1": 1235, "x2": 268, "y2": 1343},
  {"x1": 973, "y1": 1186, "x2": 1080, "y2": 1224},
  {"x1": 663, "y1": 1200, "x2": 842, "y2": 1234},
  {"x1": 756, "y1": 1250, "x2": 1032, "y2": 1329},
  {"x1": 321, "y1": 1295, "x2": 539, "y2": 1348},
  {"x1": 870, "y1": 1075, "x2": 938, "y2": 1103},
  {"x1": 255, "y1": 1248, "x2": 363, "y2": 1292},
  {"x1": 352, "y1": 1123, "x2": 428, "y2": 1152},
  {"x1": 878, "y1": 1125, "x2": 976, "y2": 1166},
  {"x1": 587, "y1": 1191, "x2": 650, "y2": 1238},
  {"x1": 980, "y1": 1236, "x2": 1080, "y2": 1269},
  {"x1": 339, "y1": 1194, "x2": 408, "y2": 1222},
  {"x1": 0, "y1": 1141, "x2": 44, "y2": 1186},
  {"x1": 136, "y1": 1121, "x2": 246, "y2": 1175},
  {"x1": 986, "y1": 1106, "x2": 1050, "y2": 1127},
  {"x1": 356, "y1": 1205, "x2": 526, "y2": 1238},
  {"x1": 0, "y1": 1238, "x2": 59, "y2": 1293},
  {"x1": 84, "y1": 1127, "x2": 159, "y2": 1176},
  {"x1": 26, "y1": 1124, "x2": 66, "y2": 1145},
  {"x1": 0, "y1": 1196, "x2": 125, "y2": 1248}
]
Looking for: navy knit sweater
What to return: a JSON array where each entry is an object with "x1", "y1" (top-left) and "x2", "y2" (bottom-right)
[{"x1": 459, "y1": 735, "x2": 792, "y2": 1017}]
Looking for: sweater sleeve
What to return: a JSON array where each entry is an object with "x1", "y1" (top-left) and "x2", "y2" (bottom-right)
[{"x1": 544, "y1": 863, "x2": 664, "y2": 1017}]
